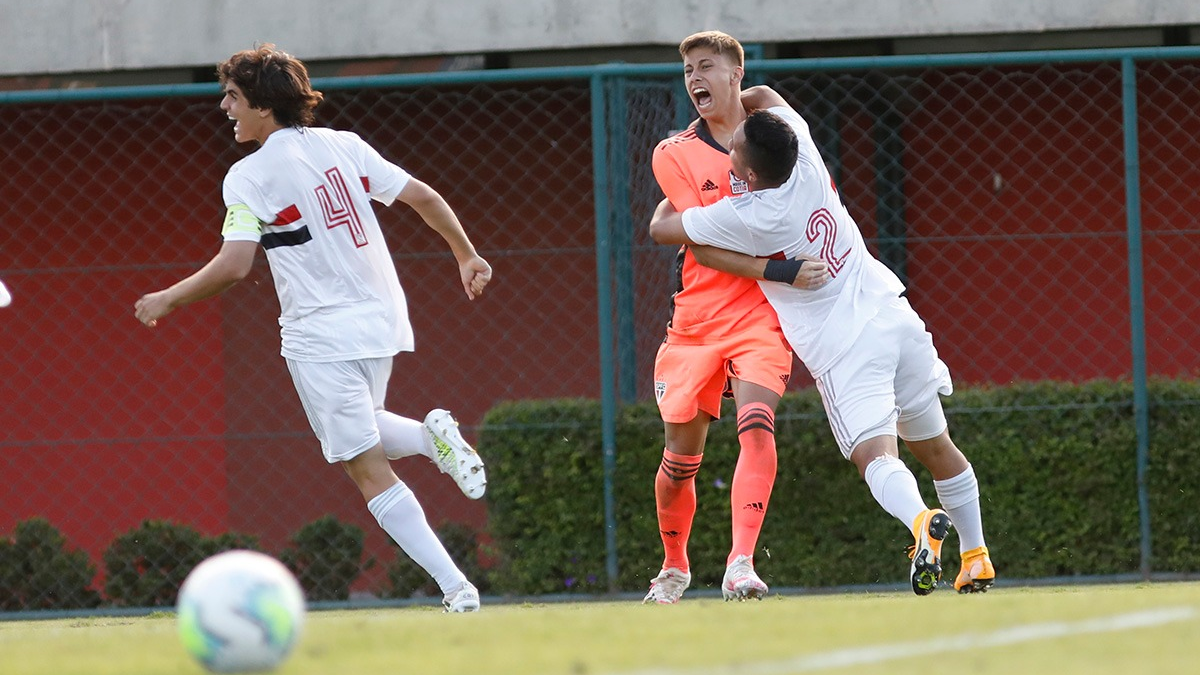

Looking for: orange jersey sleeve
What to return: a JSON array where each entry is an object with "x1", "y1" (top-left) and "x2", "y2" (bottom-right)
[{"x1": 652, "y1": 133, "x2": 707, "y2": 211}]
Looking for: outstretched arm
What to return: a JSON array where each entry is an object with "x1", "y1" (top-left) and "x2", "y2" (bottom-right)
[
  {"x1": 135, "y1": 240, "x2": 258, "y2": 327},
  {"x1": 397, "y1": 178, "x2": 492, "y2": 300},
  {"x1": 648, "y1": 198, "x2": 829, "y2": 289}
]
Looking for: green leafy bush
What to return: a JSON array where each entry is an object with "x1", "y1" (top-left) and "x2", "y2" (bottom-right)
[
  {"x1": 0, "y1": 518, "x2": 101, "y2": 610},
  {"x1": 13, "y1": 378, "x2": 1199, "y2": 611},
  {"x1": 383, "y1": 521, "x2": 491, "y2": 599},
  {"x1": 480, "y1": 380, "x2": 1200, "y2": 595},
  {"x1": 102, "y1": 520, "x2": 260, "y2": 607},
  {"x1": 280, "y1": 515, "x2": 366, "y2": 601}
]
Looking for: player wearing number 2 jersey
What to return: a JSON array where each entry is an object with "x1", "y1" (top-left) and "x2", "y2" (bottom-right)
[
  {"x1": 643, "y1": 31, "x2": 833, "y2": 605},
  {"x1": 650, "y1": 85, "x2": 995, "y2": 596},
  {"x1": 135, "y1": 45, "x2": 489, "y2": 612}
]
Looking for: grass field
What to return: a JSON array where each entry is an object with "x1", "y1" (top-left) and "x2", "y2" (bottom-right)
[{"x1": 1, "y1": 582, "x2": 1196, "y2": 675}]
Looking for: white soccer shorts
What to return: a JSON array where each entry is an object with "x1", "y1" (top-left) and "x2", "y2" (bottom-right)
[
  {"x1": 286, "y1": 356, "x2": 392, "y2": 463},
  {"x1": 814, "y1": 295, "x2": 954, "y2": 460}
]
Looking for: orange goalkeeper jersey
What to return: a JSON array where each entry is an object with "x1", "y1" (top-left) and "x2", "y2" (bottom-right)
[{"x1": 651, "y1": 121, "x2": 780, "y2": 344}]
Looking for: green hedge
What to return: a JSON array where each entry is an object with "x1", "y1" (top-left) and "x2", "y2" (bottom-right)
[
  {"x1": 0, "y1": 515, "x2": 375, "y2": 611},
  {"x1": 103, "y1": 520, "x2": 262, "y2": 607},
  {"x1": 480, "y1": 379, "x2": 1200, "y2": 595},
  {"x1": 5, "y1": 378, "x2": 1196, "y2": 610},
  {"x1": 279, "y1": 515, "x2": 368, "y2": 602},
  {"x1": 0, "y1": 518, "x2": 100, "y2": 610}
]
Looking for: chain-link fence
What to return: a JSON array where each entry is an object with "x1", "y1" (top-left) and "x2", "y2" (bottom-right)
[
  {"x1": 2, "y1": 47, "x2": 1199, "y2": 610},
  {"x1": 610, "y1": 59, "x2": 1190, "y2": 390}
]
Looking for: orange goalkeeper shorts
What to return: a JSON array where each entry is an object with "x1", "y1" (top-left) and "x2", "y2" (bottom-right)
[{"x1": 653, "y1": 327, "x2": 792, "y2": 424}]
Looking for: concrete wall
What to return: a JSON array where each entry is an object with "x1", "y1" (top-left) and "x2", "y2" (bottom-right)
[{"x1": 2, "y1": 0, "x2": 1200, "y2": 76}]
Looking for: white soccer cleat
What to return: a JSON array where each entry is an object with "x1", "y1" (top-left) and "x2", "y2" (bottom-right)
[
  {"x1": 642, "y1": 567, "x2": 692, "y2": 605},
  {"x1": 721, "y1": 554, "x2": 768, "y2": 601},
  {"x1": 424, "y1": 409, "x2": 487, "y2": 500},
  {"x1": 443, "y1": 581, "x2": 481, "y2": 613}
]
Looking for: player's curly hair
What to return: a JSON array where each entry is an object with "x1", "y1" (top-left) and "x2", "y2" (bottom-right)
[
  {"x1": 678, "y1": 31, "x2": 744, "y2": 68},
  {"x1": 742, "y1": 110, "x2": 798, "y2": 186},
  {"x1": 217, "y1": 44, "x2": 323, "y2": 128}
]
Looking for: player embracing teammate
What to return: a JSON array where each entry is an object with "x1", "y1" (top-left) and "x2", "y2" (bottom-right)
[
  {"x1": 643, "y1": 31, "x2": 829, "y2": 604},
  {"x1": 649, "y1": 69, "x2": 996, "y2": 596}
]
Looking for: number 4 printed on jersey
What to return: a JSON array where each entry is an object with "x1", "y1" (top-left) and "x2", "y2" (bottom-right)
[{"x1": 316, "y1": 167, "x2": 368, "y2": 247}]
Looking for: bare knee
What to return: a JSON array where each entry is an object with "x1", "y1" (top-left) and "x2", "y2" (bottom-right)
[
  {"x1": 342, "y1": 444, "x2": 399, "y2": 501},
  {"x1": 663, "y1": 414, "x2": 711, "y2": 456},
  {"x1": 849, "y1": 435, "x2": 899, "y2": 478},
  {"x1": 904, "y1": 430, "x2": 968, "y2": 480}
]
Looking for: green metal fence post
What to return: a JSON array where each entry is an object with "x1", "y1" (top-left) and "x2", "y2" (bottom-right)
[
  {"x1": 1121, "y1": 57, "x2": 1152, "y2": 580},
  {"x1": 591, "y1": 69, "x2": 620, "y2": 592}
]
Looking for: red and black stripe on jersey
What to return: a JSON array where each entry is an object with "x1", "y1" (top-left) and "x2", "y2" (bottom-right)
[{"x1": 259, "y1": 176, "x2": 372, "y2": 250}]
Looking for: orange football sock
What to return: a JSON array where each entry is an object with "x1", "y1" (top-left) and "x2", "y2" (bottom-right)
[
  {"x1": 729, "y1": 402, "x2": 777, "y2": 565},
  {"x1": 655, "y1": 449, "x2": 702, "y2": 572}
]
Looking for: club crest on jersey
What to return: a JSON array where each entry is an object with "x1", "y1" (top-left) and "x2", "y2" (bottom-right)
[
  {"x1": 729, "y1": 171, "x2": 748, "y2": 195},
  {"x1": 654, "y1": 381, "x2": 667, "y2": 402}
]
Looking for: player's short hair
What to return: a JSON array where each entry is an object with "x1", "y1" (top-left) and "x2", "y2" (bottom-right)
[
  {"x1": 217, "y1": 44, "x2": 323, "y2": 128},
  {"x1": 742, "y1": 110, "x2": 799, "y2": 185},
  {"x1": 679, "y1": 31, "x2": 744, "y2": 68}
]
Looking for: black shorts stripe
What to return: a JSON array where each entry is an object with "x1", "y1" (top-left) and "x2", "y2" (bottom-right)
[{"x1": 262, "y1": 225, "x2": 313, "y2": 250}]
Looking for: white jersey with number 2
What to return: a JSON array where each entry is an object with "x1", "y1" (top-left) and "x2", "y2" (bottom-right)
[
  {"x1": 221, "y1": 127, "x2": 414, "y2": 362},
  {"x1": 682, "y1": 105, "x2": 906, "y2": 377}
]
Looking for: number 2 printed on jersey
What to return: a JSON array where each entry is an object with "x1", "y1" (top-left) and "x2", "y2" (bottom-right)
[{"x1": 806, "y1": 207, "x2": 850, "y2": 277}]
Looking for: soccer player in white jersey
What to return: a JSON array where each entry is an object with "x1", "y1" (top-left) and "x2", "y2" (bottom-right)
[
  {"x1": 648, "y1": 85, "x2": 996, "y2": 595},
  {"x1": 134, "y1": 45, "x2": 490, "y2": 612}
]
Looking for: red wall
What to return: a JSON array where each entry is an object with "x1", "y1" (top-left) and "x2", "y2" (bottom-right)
[
  {"x1": 3, "y1": 65, "x2": 1199, "y2": 593},
  {"x1": 903, "y1": 65, "x2": 1133, "y2": 382},
  {"x1": 828, "y1": 64, "x2": 1200, "y2": 385},
  {"x1": 0, "y1": 86, "x2": 598, "y2": 586},
  {"x1": 1, "y1": 99, "x2": 236, "y2": 569}
]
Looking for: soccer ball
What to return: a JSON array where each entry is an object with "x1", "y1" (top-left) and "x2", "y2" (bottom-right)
[{"x1": 176, "y1": 550, "x2": 306, "y2": 673}]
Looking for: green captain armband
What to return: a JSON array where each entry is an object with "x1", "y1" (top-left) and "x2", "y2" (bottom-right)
[{"x1": 222, "y1": 203, "x2": 264, "y2": 238}]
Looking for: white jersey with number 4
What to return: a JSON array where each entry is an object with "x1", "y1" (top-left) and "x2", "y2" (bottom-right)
[
  {"x1": 682, "y1": 105, "x2": 905, "y2": 377},
  {"x1": 221, "y1": 127, "x2": 414, "y2": 362}
]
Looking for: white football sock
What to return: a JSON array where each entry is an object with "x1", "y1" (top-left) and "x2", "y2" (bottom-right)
[
  {"x1": 863, "y1": 455, "x2": 928, "y2": 532},
  {"x1": 376, "y1": 411, "x2": 431, "y2": 461},
  {"x1": 934, "y1": 464, "x2": 987, "y2": 552},
  {"x1": 366, "y1": 481, "x2": 465, "y2": 594}
]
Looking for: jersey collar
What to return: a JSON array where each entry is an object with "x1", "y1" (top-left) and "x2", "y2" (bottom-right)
[{"x1": 694, "y1": 119, "x2": 729, "y2": 155}]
